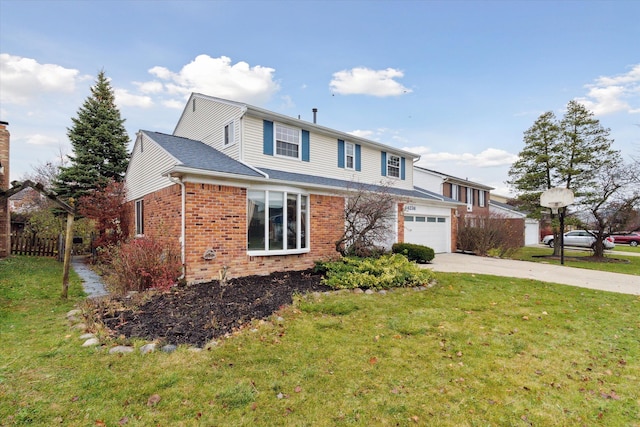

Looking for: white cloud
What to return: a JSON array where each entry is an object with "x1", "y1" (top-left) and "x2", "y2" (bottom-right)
[
  {"x1": 0, "y1": 54, "x2": 85, "y2": 104},
  {"x1": 145, "y1": 54, "x2": 280, "y2": 104},
  {"x1": 349, "y1": 129, "x2": 375, "y2": 139},
  {"x1": 330, "y1": 67, "x2": 412, "y2": 97},
  {"x1": 114, "y1": 88, "x2": 154, "y2": 108},
  {"x1": 162, "y1": 99, "x2": 185, "y2": 109},
  {"x1": 576, "y1": 64, "x2": 640, "y2": 115},
  {"x1": 134, "y1": 80, "x2": 164, "y2": 94},
  {"x1": 24, "y1": 133, "x2": 59, "y2": 146},
  {"x1": 411, "y1": 146, "x2": 518, "y2": 168}
]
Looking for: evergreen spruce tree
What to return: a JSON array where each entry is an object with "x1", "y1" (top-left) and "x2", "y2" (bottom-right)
[
  {"x1": 508, "y1": 100, "x2": 621, "y2": 255},
  {"x1": 507, "y1": 111, "x2": 560, "y2": 215},
  {"x1": 54, "y1": 70, "x2": 130, "y2": 203}
]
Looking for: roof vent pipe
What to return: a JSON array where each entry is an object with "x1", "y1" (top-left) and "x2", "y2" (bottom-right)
[{"x1": 312, "y1": 108, "x2": 318, "y2": 124}]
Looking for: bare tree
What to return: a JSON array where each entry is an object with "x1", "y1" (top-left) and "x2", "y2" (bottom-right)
[
  {"x1": 580, "y1": 162, "x2": 640, "y2": 257},
  {"x1": 335, "y1": 181, "x2": 402, "y2": 257}
]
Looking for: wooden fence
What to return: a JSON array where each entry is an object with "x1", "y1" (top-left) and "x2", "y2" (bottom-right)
[{"x1": 10, "y1": 231, "x2": 61, "y2": 257}]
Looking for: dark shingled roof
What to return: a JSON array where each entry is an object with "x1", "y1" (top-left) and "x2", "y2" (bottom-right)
[
  {"x1": 144, "y1": 131, "x2": 264, "y2": 178},
  {"x1": 258, "y1": 168, "x2": 448, "y2": 202}
]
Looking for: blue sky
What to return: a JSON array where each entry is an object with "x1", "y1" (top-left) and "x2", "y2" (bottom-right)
[{"x1": 1, "y1": 0, "x2": 639, "y2": 195}]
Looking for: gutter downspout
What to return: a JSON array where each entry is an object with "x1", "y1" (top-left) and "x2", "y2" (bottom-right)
[{"x1": 168, "y1": 175, "x2": 186, "y2": 280}]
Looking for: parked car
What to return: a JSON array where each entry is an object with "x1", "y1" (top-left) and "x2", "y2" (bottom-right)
[
  {"x1": 541, "y1": 230, "x2": 615, "y2": 249},
  {"x1": 610, "y1": 232, "x2": 640, "y2": 247}
]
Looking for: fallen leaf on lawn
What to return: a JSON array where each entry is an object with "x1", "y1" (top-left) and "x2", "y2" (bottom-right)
[
  {"x1": 522, "y1": 316, "x2": 529, "y2": 321},
  {"x1": 147, "y1": 394, "x2": 161, "y2": 406},
  {"x1": 294, "y1": 386, "x2": 302, "y2": 393},
  {"x1": 71, "y1": 396, "x2": 79, "y2": 402},
  {"x1": 95, "y1": 421, "x2": 106, "y2": 427},
  {"x1": 456, "y1": 351, "x2": 463, "y2": 357},
  {"x1": 369, "y1": 357, "x2": 378, "y2": 365},
  {"x1": 411, "y1": 415, "x2": 419, "y2": 423},
  {"x1": 118, "y1": 417, "x2": 129, "y2": 425},
  {"x1": 391, "y1": 388, "x2": 399, "y2": 394}
]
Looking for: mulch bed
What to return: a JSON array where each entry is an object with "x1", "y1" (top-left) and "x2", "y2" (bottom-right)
[{"x1": 93, "y1": 270, "x2": 331, "y2": 348}]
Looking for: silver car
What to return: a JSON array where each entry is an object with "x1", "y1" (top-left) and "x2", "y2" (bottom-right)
[{"x1": 542, "y1": 230, "x2": 615, "y2": 249}]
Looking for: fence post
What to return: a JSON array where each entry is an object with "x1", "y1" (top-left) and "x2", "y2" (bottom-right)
[{"x1": 61, "y1": 213, "x2": 74, "y2": 299}]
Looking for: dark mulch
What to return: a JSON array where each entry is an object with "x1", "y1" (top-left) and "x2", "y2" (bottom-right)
[{"x1": 95, "y1": 270, "x2": 331, "y2": 347}]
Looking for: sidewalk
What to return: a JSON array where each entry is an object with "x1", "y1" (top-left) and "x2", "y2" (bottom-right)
[
  {"x1": 70, "y1": 255, "x2": 108, "y2": 298},
  {"x1": 424, "y1": 252, "x2": 640, "y2": 296}
]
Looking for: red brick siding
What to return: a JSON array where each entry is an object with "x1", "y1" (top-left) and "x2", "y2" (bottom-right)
[
  {"x1": 0, "y1": 123, "x2": 10, "y2": 258},
  {"x1": 397, "y1": 203, "x2": 405, "y2": 243},
  {"x1": 450, "y1": 208, "x2": 458, "y2": 251},
  {"x1": 131, "y1": 183, "x2": 345, "y2": 283}
]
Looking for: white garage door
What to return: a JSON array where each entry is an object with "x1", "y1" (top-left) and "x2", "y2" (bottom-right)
[{"x1": 404, "y1": 215, "x2": 449, "y2": 253}]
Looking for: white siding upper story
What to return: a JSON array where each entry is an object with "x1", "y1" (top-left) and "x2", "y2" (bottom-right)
[
  {"x1": 171, "y1": 93, "x2": 417, "y2": 191},
  {"x1": 125, "y1": 133, "x2": 177, "y2": 201},
  {"x1": 413, "y1": 168, "x2": 445, "y2": 193},
  {"x1": 173, "y1": 95, "x2": 244, "y2": 159},
  {"x1": 241, "y1": 114, "x2": 416, "y2": 191}
]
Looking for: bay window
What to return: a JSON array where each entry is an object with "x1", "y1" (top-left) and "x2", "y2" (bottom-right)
[{"x1": 247, "y1": 189, "x2": 308, "y2": 254}]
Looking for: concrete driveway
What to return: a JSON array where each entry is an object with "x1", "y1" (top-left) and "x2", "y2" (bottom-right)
[{"x1": 424, "y1": 253, "x2": 640, "y2": 296}]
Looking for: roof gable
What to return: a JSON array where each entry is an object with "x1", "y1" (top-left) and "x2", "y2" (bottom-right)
[
  {"x1": 183, "y1": 93, "x2": 420, "y2": 160},
  {"x1": 143, "y1": 131, "x2": 263, "y2": 178}
]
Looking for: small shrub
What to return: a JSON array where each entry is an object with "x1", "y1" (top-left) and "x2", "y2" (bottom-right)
[
  {"x1": 319, "y1": 254, "x2": 435, "y2": 290},
  {"x1": 103, "y1": 237, "x2": 182, "y2": 294},
  {"x1": 391, "y1": 243, "x2": 435, "y2": 263}
]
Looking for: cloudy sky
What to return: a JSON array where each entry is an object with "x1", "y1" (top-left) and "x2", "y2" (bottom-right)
[{"x1": 1, "y1": 0, "x2": 639, "y2": 195}]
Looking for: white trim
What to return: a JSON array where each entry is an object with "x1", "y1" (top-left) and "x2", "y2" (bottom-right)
[
  {"x1": 345, "y1": 141, "x2": 355, "y2": 170},
  {"x1": 274, "y1": 122, "x2": 302, "y2": 161},
  {"x1": 223, "y1": 120, "x2": 235, "y2": 146}
]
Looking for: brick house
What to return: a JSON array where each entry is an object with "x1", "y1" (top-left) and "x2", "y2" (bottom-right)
[
  {"x1": 125, "y1": 94, "x2": 460, "y2": 283},
  {"x1": 413, "y1": 166, "x2": 532, "y2": 248}
]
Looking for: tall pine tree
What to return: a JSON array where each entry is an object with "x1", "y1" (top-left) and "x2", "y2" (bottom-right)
[
  {"x1": 508, "y1": 100, "x2": 621, "y2": 255},
  {"x1": 54, "y1": 70, "x2": 130, "y2": 203}
]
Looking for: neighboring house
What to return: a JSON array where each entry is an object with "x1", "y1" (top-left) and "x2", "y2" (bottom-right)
[
  {"x1": 125, "y1": 93, "x2": 460, "y2": 284},
  {"x1": 413, "y1": 166, "x2": 492, "y2": 217},
  {"x1": 8, "y1": 187, "x2": 43, "y2": 213},
  {"x1": 414, "y1": 166, "x2": 534, "y2": 249},
  {"x1": 489, "y1": 199, "x2": 539, "y2": 246}
]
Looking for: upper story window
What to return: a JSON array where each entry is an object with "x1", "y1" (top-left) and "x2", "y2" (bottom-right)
[
  {"x1": 479, "y1": 190, "x2": 486, "y2": 207},
  {"x1": 345, "y1": 142, "x2": 355, "y2": 170},
  {"x1": 275, "y1": 123, "x2": 300, "y2": 159},
  {"x1": 451, "y1": 184, "x2": 459, "y2": 200},
  {"x1": 387, "y1": 154, "x2": 401, "y2": 178},
  {"x1": 466, "y1": 187, "x2": 473, "y2": 205},
  {"x1": 224, "y1": 121, "x2": 234, "y2": 146}
]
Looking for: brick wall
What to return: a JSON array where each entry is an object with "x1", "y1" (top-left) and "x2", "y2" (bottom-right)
[
  {"x1": 0, "y1": 122, "x2": 10, "y2": 258},
  {"x1": 134, "y1": 182, "x2": 345, "y2": 283},
  {"x1": 397, "y1": 203, "x2": 405, "y2": 243},
  {"x1": 450, "y1": 208, "x2": 458, "y2": 251}
]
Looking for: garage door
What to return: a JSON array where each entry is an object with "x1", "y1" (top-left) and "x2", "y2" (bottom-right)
[{"x1": 404, "y1": 215, "x2": 449, "y2": 253}]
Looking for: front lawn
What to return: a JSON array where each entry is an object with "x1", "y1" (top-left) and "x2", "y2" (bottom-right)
[
  {"x1": 1, "y1": 256, "x2": 639, "y2": 426},
  {"x1": 512, "y1": 246, "x2": 640, "y2": 276}
]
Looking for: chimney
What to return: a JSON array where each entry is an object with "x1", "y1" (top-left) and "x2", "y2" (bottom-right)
[
  {"x1": 0, "y1": 120, "x2": 9, "y2": 258},
  {"x1": 312, "y1": 108, "x2": 318, "y2": 124}
]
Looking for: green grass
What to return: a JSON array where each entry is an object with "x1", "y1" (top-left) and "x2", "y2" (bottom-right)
[
  {"x1": 612, "y1": 244, "x2": 640, "y2": 254},
  {"x1": 512, "y1": 246, "x2": 640, "y2": 276},
  {"x1": 2, "y1": 256, "x2": 640, "y2": 426}
]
